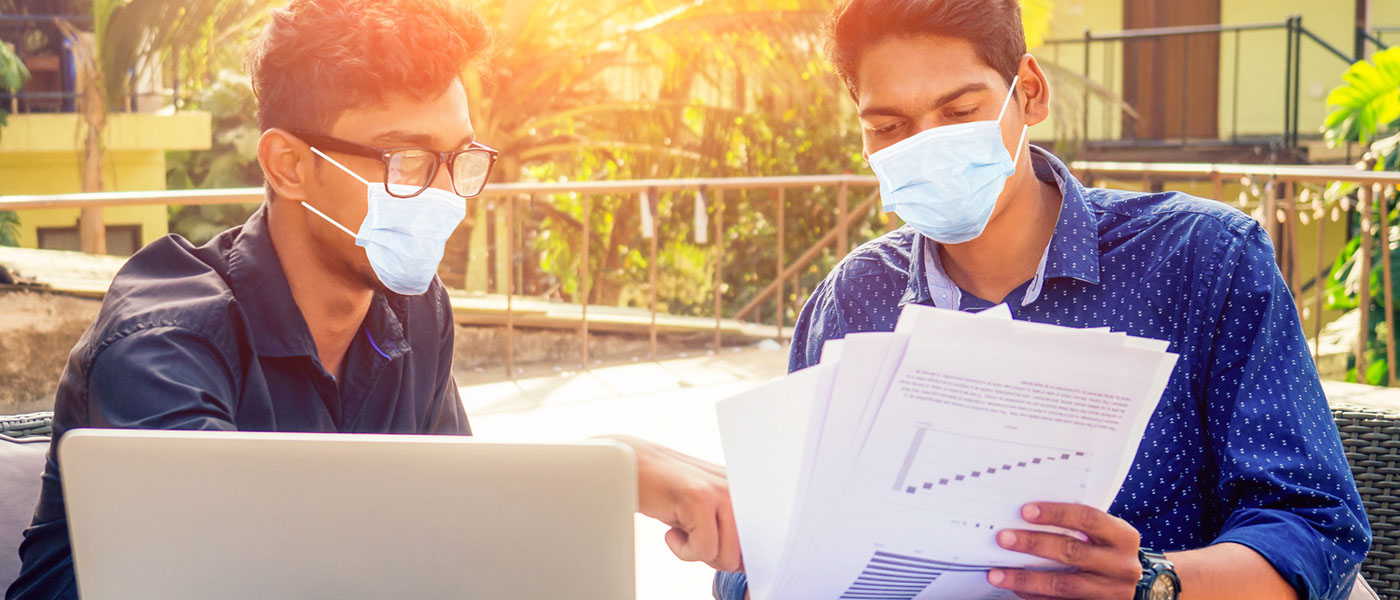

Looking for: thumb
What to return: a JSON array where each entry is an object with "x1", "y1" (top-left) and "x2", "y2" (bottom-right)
[{"x1": 664, "y1": 513, "x2": 718, "y2": 564}]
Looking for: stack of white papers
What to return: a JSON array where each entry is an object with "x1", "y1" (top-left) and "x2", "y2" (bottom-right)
[{"x1": 717, "y1": 303, "x2": 1178, "y2": 600}]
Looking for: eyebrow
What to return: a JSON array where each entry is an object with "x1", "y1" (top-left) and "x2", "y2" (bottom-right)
[
  {"x1": 858, "y1": 82, "x2": 991, "y2": 119},
  {"x1": 369, "y1": 130, "x2": 477, "y2": 151}
]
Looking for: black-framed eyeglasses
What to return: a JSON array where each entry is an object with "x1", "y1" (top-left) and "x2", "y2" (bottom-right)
[{"x1": 290, "y1": 130, "x2": 499, "y2": 199}]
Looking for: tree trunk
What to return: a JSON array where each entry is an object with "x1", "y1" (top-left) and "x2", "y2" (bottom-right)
[
  {"x1": 79, "y1": 98, "x2": 106, "y2": 254},
  {"x1": 73, "y1": 30, "x2": 105, "y2": 255}
]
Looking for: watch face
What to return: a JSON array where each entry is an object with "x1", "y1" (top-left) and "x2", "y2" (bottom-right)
[{"x1": 1150, "y1": 574, "x2": 1179, "y2": 600}]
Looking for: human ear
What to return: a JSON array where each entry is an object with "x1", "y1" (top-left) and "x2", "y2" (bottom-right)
[{"x1": 257, "y1": 128, "x2": 314, "y2": 203}]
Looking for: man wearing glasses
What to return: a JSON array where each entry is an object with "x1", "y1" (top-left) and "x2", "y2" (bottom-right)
[{"x1": 6, "y1": 1, "x2": 739, "y2": 598}]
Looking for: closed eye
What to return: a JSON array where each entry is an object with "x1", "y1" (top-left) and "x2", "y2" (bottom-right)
[
  {"x1": 949, "y1": 106, "x2": 980, "y2": 119},
  {"x1": 870, "y1": 121, "x2": 902, "y2": 135}
]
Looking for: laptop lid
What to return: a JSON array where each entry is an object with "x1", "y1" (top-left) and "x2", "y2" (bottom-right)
[{"x1": 60, "y1": 429, "x2": 637, "y2": 600}]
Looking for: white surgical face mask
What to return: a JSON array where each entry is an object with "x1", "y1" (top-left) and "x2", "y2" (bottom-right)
[
  {"x1": 302, "y1": 147, "x2": 467, "y2": 296},
  {"x1": 868, "y1": 75, "x2": 1029, "y2": 245}
]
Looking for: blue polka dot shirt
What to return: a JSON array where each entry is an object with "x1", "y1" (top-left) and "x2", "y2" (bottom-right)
[{"x1": 714, "y1": 147, "x2": 1370, "y2": 600}]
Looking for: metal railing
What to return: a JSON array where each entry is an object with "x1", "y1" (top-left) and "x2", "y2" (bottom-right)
[
  {"x1": 1071, "y1": 159, "x2": 1398, "y2": 386},
  {"x1": 1042, "y1": 17, "x2": 1353, "y2": 152},
  {"x1": 0, "y1": 175, "x2": 882, "y2": 377},
  {"x1": 2, "y1": 164, "x2": 1395, "y2": 385}
]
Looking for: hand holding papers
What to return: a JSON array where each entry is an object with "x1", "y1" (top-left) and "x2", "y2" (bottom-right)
[{"x1": 717, "y1": 304, "x2": 1178, "y2": 600}]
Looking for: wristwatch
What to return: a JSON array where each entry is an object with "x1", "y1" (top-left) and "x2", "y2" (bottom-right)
[{"x1": 1135, "y1": 549, "x2": 1181, "y2": 600}]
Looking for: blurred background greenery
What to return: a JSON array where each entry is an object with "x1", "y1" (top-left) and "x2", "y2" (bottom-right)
[{"x1": 0, "y1": 0, "x2": 1050, "y2": 326}]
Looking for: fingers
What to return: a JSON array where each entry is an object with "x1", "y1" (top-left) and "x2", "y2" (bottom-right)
[
  {"x1": 991, "y1": 504, "x2": 1143, "y2": 600},
  {"x1": 665, "y1": 522, "x2": 718, "y2": 566},
  {"x1": 1021, "y1": 503, "x2": 1141, "y2": 549},
  {"x1": 661, "y1": 481, "x2": 743, "y2": 572},
  {"x1": 988, "y1": 568, "x2": 1129, "y2": 600},
  {"x1": 996, "y1": 530, "x2": 1140, "y2": 581},
  {"x1": 616, "y1": 435, "x2": 742, "y2": 570}
]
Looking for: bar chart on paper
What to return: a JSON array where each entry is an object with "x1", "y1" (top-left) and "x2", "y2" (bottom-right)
[
  {"x1": 891, "y1": 425, "x2": 1092, "y2": 528},
  {"x1": 837, "y1": 550, "x2": 1003, "y2": 600}
]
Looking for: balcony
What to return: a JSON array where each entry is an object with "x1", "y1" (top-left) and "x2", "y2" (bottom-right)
[{"x1": 1037, "y1": 16, "x2": 1377, "y2": 165}]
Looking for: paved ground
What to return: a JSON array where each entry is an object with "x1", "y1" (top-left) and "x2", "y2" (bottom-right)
[{"x1": 461, "y1": 344, "x2": 788, "y2": 600}]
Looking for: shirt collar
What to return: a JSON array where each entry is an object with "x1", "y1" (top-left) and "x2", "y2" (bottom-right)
[
  {"x1": 899, "y1": 145, "x2": 1101, "y2": 310},
  {"x1": 225, "y1": 204, "x2": 412, "y2": 360}
]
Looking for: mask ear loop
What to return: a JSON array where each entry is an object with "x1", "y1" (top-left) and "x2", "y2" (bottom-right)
[
  {"x1": 995, "y1": 76, "x2": 1030, "y2": 169},
  {"x1": 996, "y1": 75, "x2": 1022, "y2": 123},
  {"x1": 300, "y1": 146, "x2": 365, "y2": 239},
  {"x1": 309, "y1": 146, "x2": 372, "y2": 186},
  {"x1": 1011, "y1": 124, "x2": 1030, "y2": 170}
]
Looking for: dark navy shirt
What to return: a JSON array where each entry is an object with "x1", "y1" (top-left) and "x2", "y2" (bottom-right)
[
  {"x1": 716, "y1": 147, "x2": 1369, "y2": 600},
  {"x1": 7, "y1": 205, "x2": 469, "y2": 600}
]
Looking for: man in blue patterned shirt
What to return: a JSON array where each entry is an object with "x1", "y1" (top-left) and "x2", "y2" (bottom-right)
[{"x1": 715, "y1": 0, "x2": 1370, "y2": 599}]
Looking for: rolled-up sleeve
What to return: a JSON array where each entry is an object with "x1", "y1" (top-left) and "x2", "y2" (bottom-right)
[{"x1": 1203, "y1": 223, "x2": 1370, "y2": 600}]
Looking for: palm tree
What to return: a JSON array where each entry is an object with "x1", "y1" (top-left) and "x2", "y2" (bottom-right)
[{"x1": 50, "y1": 0, "x2": 273, "y2": 254}]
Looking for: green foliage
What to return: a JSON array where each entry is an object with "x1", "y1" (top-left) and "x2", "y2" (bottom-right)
[
  {"x1": 0, "y1": 210, "x2": 19, "y2": 247},
  {"x1": 94, "y1": 0, "x2": 274, "y2": 110},
  {"x1": 1321, "y1": 199, "x2": 1400, "y2": 384},
  {"x1": 0, "y1": 40, "x2": 28, "y2": 130},
  {"x1": 470, "y1": 0, "x2": 1056, "y2": 322},
  {"x1": 482, "y1": 0, "x2": 877, "y2": 320},
  {"x1": 1321, "y1": 50, "x2": 1400, "y2": 385},
  {"x1": 0, "y1": 40, "x2": 27, "y2": 247},
  {"x1": 166, "y1": 69, "x2": 262, "y2": 245},
  {"x1": 1323, "y1": 48, "x2": 1400, "y2": 147}
]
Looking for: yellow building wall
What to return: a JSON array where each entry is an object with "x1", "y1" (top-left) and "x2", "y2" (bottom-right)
[
  {"x1": 1037, "y1": 0, "x2": 1125, "y2": 144},
  {"x1": 1220, "y1": 0, "x2": 1358, "y2": 139},
  {"x1": 0, "y1": 112, "x2": 211, "y2": 254},
  {"x1": 1040, "y1": 0, "x2": 1390, "y2": 144}
]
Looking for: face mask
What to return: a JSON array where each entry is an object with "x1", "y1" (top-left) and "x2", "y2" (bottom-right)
[
  {"x1": 868, "y1": 75, "x2": 1029, "y2": 245},
  {"x1": 302, "y1": 147, "x2": 467, "y2": 296}
]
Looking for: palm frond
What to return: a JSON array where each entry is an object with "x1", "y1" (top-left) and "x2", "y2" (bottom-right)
[{"x1": 1323, "y1": 47, "x2": 1400, "y2": 147}]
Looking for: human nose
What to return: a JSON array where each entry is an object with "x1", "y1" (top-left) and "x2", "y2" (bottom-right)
[{"x1": 428, "y1": 158, "x2": 455, "y2": 193}]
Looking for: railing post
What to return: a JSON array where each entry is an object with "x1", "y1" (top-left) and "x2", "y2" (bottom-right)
[
  {"x1": 776, "y1": 187, "x2": 786, "y2": 342},
  {"x1": 1263, "y1": 179, "x2": 1279, "y2": 260},
  {"x1": 1381, "y1": 185, "x2": 1397, "y2": 386},
  {"x1": 581, "y1": 195, "x2": 591, "y2": 369},
  {"x1": 837, "y1": 181, "x2": 849, "y2": 258},
  {"x1": 1358, "y1": 182, "x2": 1373, "y2": 382},
  {"x1": 1314, "y1": 191, "x2": 1327, "y2": 360},
  {"x1": 1283, "y1": 17, "x2": 1295, "y2": 149},
  {"x1": 648, "y1": 187, "x2": 659, "y2": 361},
  {"x1": 1282, "y1": 180, "x2": 1297, "y2": 299},
  {"x1": 505, "y1": 196, "x2": 515, "y2": 378},
  {"x1": 1083, "y1": 28, "x2": 1091, "y2": 142},
  {"x1": 1292, "y1": 17, "x2": 1304, "y2": 148},
  {"x1": 714, "y1": 189, "x2": 725, "y2": 352}
]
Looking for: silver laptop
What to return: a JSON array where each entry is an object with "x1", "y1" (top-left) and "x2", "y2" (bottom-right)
[{"x1": 59, "y1": 429, "x2": 637, "y2": 600}]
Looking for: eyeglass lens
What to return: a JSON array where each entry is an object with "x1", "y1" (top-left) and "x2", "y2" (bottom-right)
[{"x1": 384, "y1": 148, "x2": 492, "y2": 198}]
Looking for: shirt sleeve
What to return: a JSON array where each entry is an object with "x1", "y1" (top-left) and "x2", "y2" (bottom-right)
[
  {"x1": 84, "y1": 326, "x2": 241, "y2": 431},
  {"x1": 712, "y1": 570, "x2": 748, "y2": 600},
  {"x1": 1202, "y1": 223, "x2": 1370, "y2": 600},
  {"x1": 788, "y1": 275, "x2": 846, "y2": 373},
  {"x1": 8, "y1": 326, "x2": 238, "y2": 600}
]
